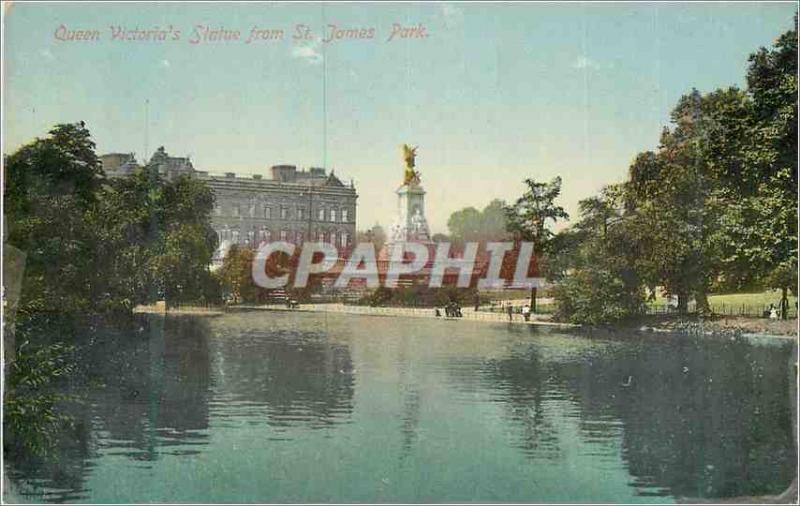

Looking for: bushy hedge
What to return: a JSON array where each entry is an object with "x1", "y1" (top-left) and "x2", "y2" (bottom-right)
[
  {"x1": 553, "y1": 268, "x2": 645, "y2": 325},
  {"x1": 357, "y1": 286, "x2": 481, "y2": 308}
]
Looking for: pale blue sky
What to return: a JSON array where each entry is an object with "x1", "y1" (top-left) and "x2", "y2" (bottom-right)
[{"x1": 4, "y1": 2, "x2": 797, "y2": 233}]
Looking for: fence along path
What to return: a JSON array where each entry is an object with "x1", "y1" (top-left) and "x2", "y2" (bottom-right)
[{"x1": 245, "y1": 302, "x2": 578, "y2": 328}]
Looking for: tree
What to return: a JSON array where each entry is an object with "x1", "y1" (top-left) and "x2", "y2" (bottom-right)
[
  {"x1": 553, "y1": 265, "x2": 645, "y2": 325},
  {"x1": 738, "y1": 18, "x2": 797, "y2": 315},
  {"x1": 447, "y1": 199, "x2": 510, "y2": 243},
  {"x1": 4, "y1": 122, "x2": 105, "y2": 316},
  {"x1": 91, "y1": 166, "x2": 163, "y2": 312},
  {"x1": 624, "y1": 88, "x2": 756, "y2": 313},
  {"x1": 480, "y1": 199, "x2": 510, "y2": 240},
  {"x1": 151, "y1": 175, "x2": 218, "y2": 307},
  {"x1": 766, "y1": 259, "x2": 798, "y2": 320},
  {"x1": 504, "y1": 177, "x2": 569, "y2": 311},
  {"x1": 552, "y1": 185, "x2": 644, "y2": 324},
  {"x1": 217, "y1": 245, "x2": 259, "y2": 304},
  {"x1": 447, "y1": 206, "x2": 482, "y2": 243},
  {"x1": 357, "y1": 223, "x2": 386, "y2": 251}
]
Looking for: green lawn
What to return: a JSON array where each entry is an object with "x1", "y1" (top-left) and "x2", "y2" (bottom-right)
[
  {"x1": 648, "y1": 289, "x2": 797, "y2": 317},
  {"x1": 708, "y1": 290, "x2": 797, "y2": 308},
  {"x1": 650, "y1": 289, "x2": 794, "y2": 305}
]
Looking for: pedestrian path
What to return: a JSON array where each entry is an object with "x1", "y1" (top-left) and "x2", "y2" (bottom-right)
[{"x1": 241, "y1": 302, "x2": 578, "y2": 328}]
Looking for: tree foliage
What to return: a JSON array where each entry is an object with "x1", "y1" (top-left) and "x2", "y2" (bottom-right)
[
  {"x1": 4, "y1": 123, "x2": 104, "y2": 315},
  {"x1": 546, "y1": 18, "x2": 797, "y2": 323},
  {"x1": 505, "y1": 178, "x2": 569, "y2": 310},
  {"x1": 3, "y1": 122, "x2": 222, "y2": 458},
  {"x1": 447, "y1": 199, "x2": 510, "y2": 243}
]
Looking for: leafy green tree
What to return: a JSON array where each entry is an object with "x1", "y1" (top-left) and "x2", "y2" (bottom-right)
[
  {"x1": 3, "y1": 341, "x2": 75, "y2": 457},
  {"x1": 447, "y1": 206, "x2": 482, "y2": 242},
  {"x1": 480, "y1": 199, "x2": 509, "y2": 239},
  {"x1": 552, "y1": 186, "x2": 644, "y2": 324},
  {"x1": 723, "y1": 18, "x2": 797, "y2": 314},
  {"x1": 505, "y1": 177, "x2": 569, "y2": 311},
  {"x1": 766, "y1": 259, "x2": 798, "y2": 319},
  {"x1": 553, "y1": 265, "x2": 645, "y2": 325},
  {"x1": 217, "y1": 244, "x2": 259, "y2": 304},
  {"x1": 624, "y1": 88, "x2": 755, "y2": 313},
  {"x1": 447, "y1": 199, "x2": 509, "y2": 243},
  {"x1": 4, "y1": 122, "x2": 104, "y2": 316},
  {"x1": 151, "y1": 175, "x2": 218, "y2": 307},
  {"x1": 91, "y1": 167, "x2": 163, "y2": 312}
]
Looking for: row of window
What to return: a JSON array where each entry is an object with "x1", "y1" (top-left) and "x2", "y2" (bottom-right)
[
  {"x1": 217, "y1": 204, "x2": 351, "y2": 223},
  {"x1": 219, "y1": 228, "x2": 351, "y2": 248}
]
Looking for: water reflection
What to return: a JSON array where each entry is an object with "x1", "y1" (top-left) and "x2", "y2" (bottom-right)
[
  {"x1": 87, "y1": 315, "x2": 212, "y2": 460},
  {"x1": 482, "y1": 348, "x2": 563, "y2": 461},
  {"x1": 470, "y1": 330, "x2": 796, "y2": 498},
  {"x1": 207, "y1": 313, "x2": 355, "y2": 430},
  {"x1": 4, "y1": 312, "x2": 795, "y2": 503}
]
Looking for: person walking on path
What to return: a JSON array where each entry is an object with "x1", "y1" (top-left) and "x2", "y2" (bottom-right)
[
  {"x1": 522, "y1": 304, "x2": 531, "y2": 322},
  {"x1": 507, "y1": 304, "x2": 513, "y2": 321}
]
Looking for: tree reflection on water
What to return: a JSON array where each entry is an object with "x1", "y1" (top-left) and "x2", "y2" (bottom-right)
[
  {"x1": 4, "y1": 314, "x2": 795, "y2": 503},
  {"x1": 475, "y1": 329, "x2": 795, "y2": 499}
]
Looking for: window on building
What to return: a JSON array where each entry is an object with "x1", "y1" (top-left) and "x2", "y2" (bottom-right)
[
  {"x1": 280, "y1": 230, "x2": 287, "y2": 241},
  {"x1": 280, "y1": 207, "x2": 288, "y2": 220},
  {"x1": 340, "y1": 232, "x2": 349, "y2": 248},
  {"x1": 318, "y1": 208, "x2": 325, "y2": 221},
  {"x1": 330, "y1": 209, "x2": 337, "y2": 222},
  {"x1": 264, "y1": 206, "x2": 271, "y2": 219},
  {"x1": 297, "y1": 231, "x2": 304, "y2": 243},
  {"x1": 341, "y1": 208, "x2": 349, "y2": 222},
  {"x1": 297, "y1": 208, "x2": 305, "y2": 220},
  {"x1": 232, "y1": 230, "x2": 240, "y2": 243},
  {"x1": 233, "y1": 205, "x2": 240, "y2": 217},
  {"x1": 247, "y1": 230, "x2": 255, "y2": 244}
]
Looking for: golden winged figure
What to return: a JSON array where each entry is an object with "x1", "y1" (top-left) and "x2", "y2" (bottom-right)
[{"x1": 402, "y1": 144, "x2": 420, "y2": 185}]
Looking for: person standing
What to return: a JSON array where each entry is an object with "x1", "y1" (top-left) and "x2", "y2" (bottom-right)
[
  {"x1": 507, "y1": 304, "x2": 513, "y2": 321},
  {"x1": 770, "y1": 304, "x2": 779, "y2": 320},
  {"x1": 522, "y1": 304, "x2": 531, "y2": 322}
]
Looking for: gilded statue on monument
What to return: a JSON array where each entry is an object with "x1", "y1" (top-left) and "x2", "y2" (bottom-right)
[{"x1": 402, "y1": 143, "x2": 421, "y2": 185}]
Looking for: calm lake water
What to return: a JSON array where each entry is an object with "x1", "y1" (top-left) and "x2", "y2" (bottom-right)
[{"x1": 5, "y1": 311, "x2": 797, "y2": 503}]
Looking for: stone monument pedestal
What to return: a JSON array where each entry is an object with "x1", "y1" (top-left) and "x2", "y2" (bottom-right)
[{"x1": 388, "y1": 182, "x2": 431, "y2": 244}]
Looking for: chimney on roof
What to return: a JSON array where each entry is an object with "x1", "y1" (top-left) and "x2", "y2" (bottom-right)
[{"x1": 271, "y1": 165, "x2": 297, "y2": 182}]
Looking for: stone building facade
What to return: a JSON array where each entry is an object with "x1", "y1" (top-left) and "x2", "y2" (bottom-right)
[{"x1": 100, "y1": 147, "x2": 358, "y2": 264}]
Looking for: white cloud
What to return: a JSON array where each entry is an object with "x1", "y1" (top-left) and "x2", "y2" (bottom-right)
[
  {"x1": 572, "y1": 55, "x2": 602, "y2": 70},
  {"x1": 40, "y1": 49, "x2": 54, "y2": 61},
  {"x1": 291, "y1": 43, "x2": 322, "y2": 65},
  {"x1": 160, "y1": 59, "x2": 171, "y2": 68}
]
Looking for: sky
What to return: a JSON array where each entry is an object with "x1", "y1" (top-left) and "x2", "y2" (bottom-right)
[{"x1": 3, "y1": 2, "x2": 797, "y2": 233}]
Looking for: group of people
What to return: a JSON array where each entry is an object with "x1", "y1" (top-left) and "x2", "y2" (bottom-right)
[
  {"x1": 436, "y1": 301, "x2": 463, "y2": 318},
  {"x1": 506, "y1": 304, "x2": 533, "y2": 321}
]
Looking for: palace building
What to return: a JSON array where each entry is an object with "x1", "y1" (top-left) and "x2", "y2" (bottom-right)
[{"x1": 100, "y1": 147, "x2": 358, "y2": 264}]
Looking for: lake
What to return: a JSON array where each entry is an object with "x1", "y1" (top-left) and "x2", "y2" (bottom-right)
[{"x1": 5, "y1": 310, "x2": 796, "y2": 503}]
